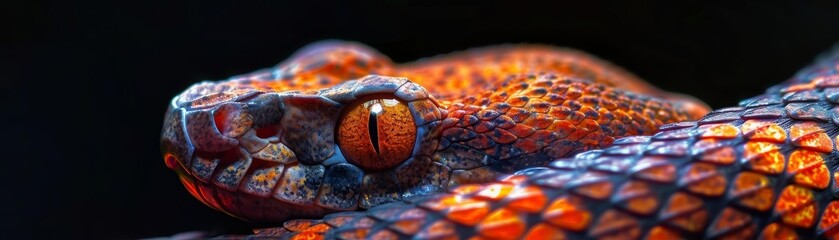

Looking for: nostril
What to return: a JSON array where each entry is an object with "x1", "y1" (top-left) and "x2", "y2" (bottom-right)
[
  {"x1": 164, "y1": 154, "x2": 180, "y2": 169},
  {"x1": 213, "y1": 109, "x2": 229, "y2": 134}
]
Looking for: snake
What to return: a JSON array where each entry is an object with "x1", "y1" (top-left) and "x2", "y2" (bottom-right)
[{"x1": 160, "y1": 40, "x2": 839, "y2": 239}]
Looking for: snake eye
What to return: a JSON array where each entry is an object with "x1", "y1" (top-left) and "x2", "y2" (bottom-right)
[{"x1": 337, "y1": 97, "x2": 416, "y2": 171}]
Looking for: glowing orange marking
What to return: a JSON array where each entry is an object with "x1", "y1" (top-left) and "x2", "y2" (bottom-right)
[
  {"x1": 790, "y1": 122, "x2": 833, "y2": 153},
  {"x1": 522, "y1": 223, "x2": 566, "y2": 240},
  {"x1": 787, "y1": 150, "x2": 830, "y2": 189},
  {"x1": 474, "y1": 183, "x2": 514, "y2": 201},
  {"x1": 741, "y1": 120, "x2": 786, "y2": 143},
  {"x1": 477, "y1": 208, "x2": 526, "y2": 239},
  {"x1": 730, "y1": 172, "x2": 773, "y2": 211},
  {"x1": 646, "y1": 226, "x2": 682, "y2": 240},
  {"x1": 700, "y1": 123, "x2": 740, "y2": 139},
  {"x1": 506, "y1": 186, "x2": 548, "y2": 213},
  {"x1": 542, "y1": 196, "x2": 591, "y2": 231},
  {"x1": 819, "y1": 201, "x2": 839, "y2": 239},
  {"x1": 774, "y1": 185, "x2": 817, "y2": 228},
  {"x1": 743, "y1": 142, "x2": 785, "y2": 175},
  {"x1": 759, "y1": 223, "x2": 799, "y2": 240}
]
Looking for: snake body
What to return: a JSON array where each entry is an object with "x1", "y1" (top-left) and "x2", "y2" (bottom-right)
[{"x1": 161, "y1": 41, "x2": 839, "y2": 239}]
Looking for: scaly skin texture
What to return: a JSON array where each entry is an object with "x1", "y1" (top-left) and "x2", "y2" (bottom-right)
[
  {"x1": 248, "y1": 48, "x2": 839, "y2": 239},
  {"x1": 160, "y1": 40, "x2": 710, "y2": 224}
]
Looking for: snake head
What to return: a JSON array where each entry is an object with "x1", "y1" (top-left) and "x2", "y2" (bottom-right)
[
  {"x1": 161, "y1": 41, "x2": 711, "y2": 223},
  {"x1": 161, "y1": 43, "x2": 447, "y2": 222}
]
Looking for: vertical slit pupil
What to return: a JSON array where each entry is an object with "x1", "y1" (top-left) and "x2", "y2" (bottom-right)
[{"x1": 369, "y1": 102, "x2": 381, "y2": 154}]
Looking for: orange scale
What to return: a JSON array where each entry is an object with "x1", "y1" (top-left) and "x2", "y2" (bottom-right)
[
  {"x1": 790, "y1": 122, "x2": 824, "y2": 140},
  {"x1": 759, "y1": 223, "x2": 799, "y2": 240},
  {"x1": 632, "y1": 159, "x2": 677, "y2": 183},
  {"x1": 819, "y1": 201, "x2": 839, "y2": 239},
  {"x1": 783, "y1": 204, "x2": 818, "y2": 228},
  {"x1": 793, "y1": 163, "x2": 830, "y2": 190},
  {"x1": 681, "y1": 163, "x2": 727, "y2": 197},
  {"x1": 416, "y1": 219, "x2": 457, "y2": 239},
  {"x1": 474, "y1": 183, "x2": 515, "y2": 201},
  {"x1": 660, "y1": 192, "x2": 708, "y2": 232},
  {"x1": 421, "y1": 195, "x2": 473, "y2": 212},
  {"x1": 740, "y1": 120, "x2": 786, "y2": 143},
  {"x1": 616, "y1": 181, "x2": 658, "y2": 215},
  {"x1": 707, "y1": 208, "x2": 752, "y2": 237},
  {"x1": 289, "y1": 232, "x2": 325, "y2": 240},
  {"x1": 522, "y1": 223, "x2": 567, "y2": 240},
  {"x1": 542, "y1": 196, "x2": 592, "y2": 231},
  {"x1": 387, "y1": 219, "x2": 423, "y2": 235},
  {"x1": 787, "y1": 150, "x2": 824, "y2": 173},
  {"x1": 302, "y1": 223, "x2": 332, "y2": 233},
  {"x1": 589, "y1": 209, "x2": 641, "y2": 239},
  {"x1": 506, "y1": 186, "x2": 548, "y2": 213},
  {"x1": 573, "y1": 180, "x2": 614, "y2": 200},
  {"x1": 477, "y1": 208, "x2": 526, "y2": 240},
  {"x1": 795, "y1": 132, "x2": 834, "y2": 153},
  {"x1": 445, "y1": 199, "x2": 491, "y2": 226},
  {"x1": 700, "y1": 123, "x2": 741, "y2": 139},
  {"x1": 789, "y1": 123, "x2": 833, "y2": 152},
  {"x1": 668, "y1": 209, "x2": 709, "y2": 233},
  {"x1": 730, "y1": 172, "x2": 774, "y2": 211},
  {"x1": 698, "y1": 146, "x2": 737, "y2": 165},
  {"x1": 774, "y1": 185, "x2": 817, "y2": 228},
  {"x1": 743, "y1": 142, "x2": 786, "y2": 175}
]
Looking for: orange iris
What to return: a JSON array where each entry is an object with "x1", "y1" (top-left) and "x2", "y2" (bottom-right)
[{"x1": 337, "y1": 97, "x2": 416, "y2": 171}]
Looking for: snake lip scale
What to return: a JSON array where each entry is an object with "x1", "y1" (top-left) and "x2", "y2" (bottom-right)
[{"x1": 161, "y1": 40, "x2": 839, "y2": 239}]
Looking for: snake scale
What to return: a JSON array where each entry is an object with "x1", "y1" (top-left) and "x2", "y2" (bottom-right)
[{"x1": 160, "y1": 40, "x2": 839, "y2": 239}]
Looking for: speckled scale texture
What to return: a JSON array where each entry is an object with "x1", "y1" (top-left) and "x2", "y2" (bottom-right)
[{"x1": 260, "y1": 48, "x2": 839, "y2": 239}]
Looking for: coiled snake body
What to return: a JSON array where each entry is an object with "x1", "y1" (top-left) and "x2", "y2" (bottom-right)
[{"x1": 160, "y1": 41, "x2": 839, "y2": 239}]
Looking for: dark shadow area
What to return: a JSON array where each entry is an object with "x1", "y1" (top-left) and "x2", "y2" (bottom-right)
[{"x1": 5, "y1": 1, "x2": 839, "y2": 238}]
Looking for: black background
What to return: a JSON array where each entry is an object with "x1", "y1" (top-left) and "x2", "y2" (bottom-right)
[{"x1": 6, "y1": 1, "x2": 839, "y2": 239}]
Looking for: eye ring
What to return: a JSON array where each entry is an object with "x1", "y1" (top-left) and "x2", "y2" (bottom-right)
[{"x1": 337, "y1": 95, "x2": 417, "y2": 171}]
